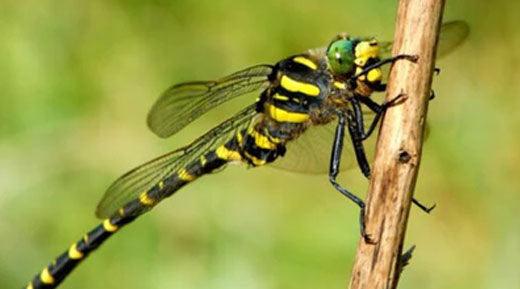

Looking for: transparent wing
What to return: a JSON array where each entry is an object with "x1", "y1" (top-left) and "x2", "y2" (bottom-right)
[
  {"x1": 436, "y1": 20, "x2": 470, "y2": 57},
  {"x1": 96, "y1": 105, "x2": 258, "y2": 218},
  {"x1": 147, "y1": 65, "x2": 273, "y2": 138},
  {"x1": 271, "y1": 112, "x2": 377, "y2": 174},
  {"x1": 380, "y1": 20, "x2": 470, "y2": 58},
  {"x1": 271, "y1": 110, "x2": 430, "y2": 174}
]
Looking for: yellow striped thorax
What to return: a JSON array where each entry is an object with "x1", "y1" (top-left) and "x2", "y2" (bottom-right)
[
  {"x1": 280, "y1": 75, "x2": 320, "y2": 96},
  {"x1": 293, "y1": 56, "x2": 318, "y2": 70},
  {"x1": 266, "y1": 104, "x2": 310, "y2": 123},
  {"x1": 258, "y1": 53, "x2": 334, "y2": 125}
]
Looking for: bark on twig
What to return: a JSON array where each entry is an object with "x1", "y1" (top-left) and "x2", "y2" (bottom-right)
[{"x1": 348, "y1": 1, "x2": 445, "y2": 289}]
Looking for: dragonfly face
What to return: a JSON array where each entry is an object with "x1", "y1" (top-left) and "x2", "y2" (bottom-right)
[
  {"x1": 325, "y1": 34, "x2": 385, "y2": 98},
  {"x1": 327, "y1": 35, "x2": 358, "y2": 75}
]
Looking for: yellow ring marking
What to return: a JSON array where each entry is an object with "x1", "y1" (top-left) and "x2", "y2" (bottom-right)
[
  {"x1": 367, "y1": 68, "x2": 382, "y2": 82},
  {"x1": 244, "y1": 151, "x2": 267, "y2": 166},
  {"x1": 215, "y1": 145, "x2": 241, "y2": 161},
  {"x1": 248, "y1": 128, "x2": 276, "y2": 150},
  {"x1": 293, "y1": 56, "x2": 317, "y2": 70},
  {"x1": 178, "y1": 169, "x2": 195, "y2": 181},
  {"x1": 40, "y1": 267, "x2": 55, "y2": 284},
  {"x1": 68, "y1": 243, "x2": 83, "y2": 260},
  {"x1": 267, "y1": 134, "x2": 281, "y2": 144},
  {"x1": 355, "y1": 67, "x2": 366, "y2": 80},
  {"x1": 280, "y1": 75, "x2": 320, "y2": 96},
  {"x1": 26, "y1": 282, "x2": 34, "y2": 289},
  {"x1": 272, "y1": 93, "x2": 289, "y2": 101},
  {"x1": 267, "y1": 104, "x2": 310, "y2": 123},
  {"x1": 333, "y1": 81, "x2": 346, "y2": 89},
  {"x1": 103, "y1": 219, "x2": 118, "y2": 232},
  {"x1": 158, "y1": 181, "x2": 165, "y2": 189},
  {"x1": 118, "y1": 208, "x2": 125, "y2": 216},
  {"x1": 139, "y1": 192, "x2": 154, "y2": 206},
  {"x1": 236, "y1": 131, "x2": 243, "y2": 144},
  {"x1": 200, "y1": 155, "x2": 207, "y2": 166}
]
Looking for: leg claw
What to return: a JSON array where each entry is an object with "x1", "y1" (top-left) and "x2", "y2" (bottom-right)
[
  {"x1": 396, "y1": 54, "x2": 419, "y2": 63},
  {"x1": 384, "y1": 93, "x2": 408, "y2": 108},
  {"x1": 412, "y1": 198, "x2": 436, "y2": 214}
]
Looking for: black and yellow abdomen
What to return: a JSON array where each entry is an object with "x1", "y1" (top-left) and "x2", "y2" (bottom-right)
[{"x1": 26, "y1": 138, "x2": 248, "y2": 289}]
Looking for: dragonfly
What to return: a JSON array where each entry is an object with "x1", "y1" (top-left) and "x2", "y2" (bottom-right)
[{"x1": 26, "y1": 21, "x2": 469, "y2": 289}]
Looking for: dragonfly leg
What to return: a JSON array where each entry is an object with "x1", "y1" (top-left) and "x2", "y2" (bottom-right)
[
  {"x1": 412, "y1": 198, "x2": 436, "y2": 213},
  {"x1": 371, "y1": 82, "x2": 387, "y2": 92},
  {"x1": 351, "y1": 54, "x2": 419, "y2": 80},
  {"x1": 354, "y1": 96, "x2": 437, "y2": 214},
  {"x1": 346, "y1": 99, "x2": 371, "y2": 178},
  {"x1": 398, "y1": 245, "x2": 416, "y2": 274},
  {"x1": 429, "y1": 89, "x2": 436, "y2": 100},
  {"x1": 356, "y1": 93, "x2": 407, "y2": 141},
  {"x1": 329, "y1": 113, "x2": 374, "y2": 243}
]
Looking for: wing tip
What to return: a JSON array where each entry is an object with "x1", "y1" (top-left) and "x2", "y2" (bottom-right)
[
  {"x1": 146, "y1": 110, "x2": 172, "y2": 138},
  {"x1": 94, "y1": 190, "x2": 111, "y2": 219},
  {"x1": 443, "y1": 20, "x2": 470, "y2": 38},
  {"x1": 94, "y1": 203, "x2": 108, "y2": 219}
]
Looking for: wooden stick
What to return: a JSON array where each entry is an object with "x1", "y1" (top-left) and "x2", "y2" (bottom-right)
[{"x1": 348, "y1": 1, "x2": 445, "y2": 289}]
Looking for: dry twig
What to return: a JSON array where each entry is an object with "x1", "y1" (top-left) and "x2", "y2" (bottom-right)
[{"x1": 348, "y1": 0, "x2": 445, "y2": 288}]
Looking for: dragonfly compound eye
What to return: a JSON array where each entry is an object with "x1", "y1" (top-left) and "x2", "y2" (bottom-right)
[{"x1": 327, "y1": 38, "x2": 356, "y2": 75}]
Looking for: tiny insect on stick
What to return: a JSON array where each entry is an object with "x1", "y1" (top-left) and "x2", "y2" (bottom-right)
[{"x1": 347, "y1": 0, "x2": 445, "y2": 289}]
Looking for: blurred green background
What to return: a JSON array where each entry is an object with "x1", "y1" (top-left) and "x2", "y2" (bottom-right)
[{"x1": 1, "y1": 1, "x2": 519, "y2": 289}]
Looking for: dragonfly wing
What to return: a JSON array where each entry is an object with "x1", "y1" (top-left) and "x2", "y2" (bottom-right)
[
  {"x1": 436, "y1": 20, "x2": 470, "y2": 57},
  {"x1": 96, "y1": 105, "x2": 258, "y2": 218},
  {"x1": 270, "y1": 111, "x2": 377, "y2": 174},
  {"x1": 148, "y1": 65, "x2": 272, "y2": 138},
  {"x1": 380, "y1": 20, "x2": 469, "y2": 59},
  {"x1": 271, "y1": 112, "x2": 430, "y2": 175}
]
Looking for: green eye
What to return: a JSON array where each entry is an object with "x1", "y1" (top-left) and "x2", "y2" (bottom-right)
[{"x1": 327, "y1": 39, "x2": 356, "y2": 74}]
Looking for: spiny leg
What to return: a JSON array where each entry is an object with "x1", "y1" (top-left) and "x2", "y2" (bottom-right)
[
  {"x1": 344, "y1": 94, "x2": 406, "y2": 178},
  {"x1": 350, "y1": 96, "x2": 436, "y2": 214},
  {"x1": 412, "y1": 198, "x2": 436, "y2": 213},
  {"x1": 398, "y1": 245, "x2": 416, "y2": 274},
  {"x1": 351, "y1": 54, "x2": 419, "y2": 81},
  {"x1": 356, "y1": 93, "x2": 407, "y2": 140},
  {"x1": 429, "y1": 89, "x2": 436, "y2": 100},
  {"x1": 346, "y1": 100, "x2": 371, "y2": 178},
  {"x1": 328, "y1": 113, "x2": 373, "y2": 243}
]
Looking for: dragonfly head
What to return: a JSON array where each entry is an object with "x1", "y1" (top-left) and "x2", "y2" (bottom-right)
[
  {"x1": 326, "y1": 35, "x2": 357, "y2": 75},
  {"x1": 327, "y1": 35, "x2": 382, "y2": 78}
]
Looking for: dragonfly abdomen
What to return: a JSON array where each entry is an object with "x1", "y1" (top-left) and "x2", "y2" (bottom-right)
[{"x1": 26, "y1": 147, "x2": 238, "y2": 289}]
